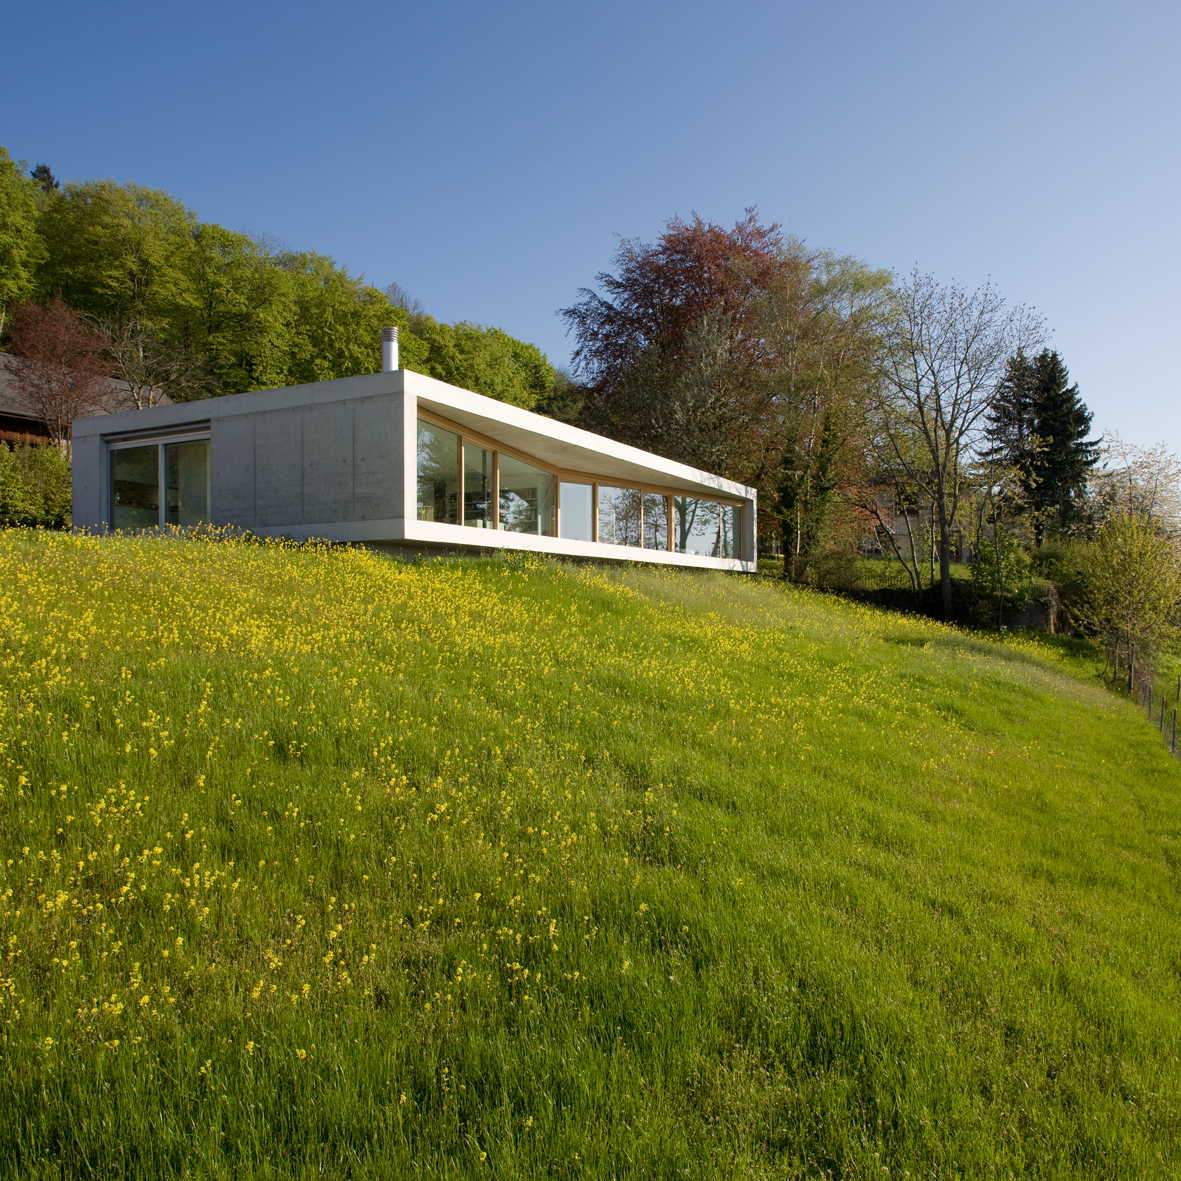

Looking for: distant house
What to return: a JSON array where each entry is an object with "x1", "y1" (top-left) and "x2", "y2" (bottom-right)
[
  {"x1": 864, "y1": 485, "x2": 967, "y2": 563},
  {"x1": 71, "y1": 338, "x2": 757, "y2": 570},
  {"x1": 0, "y1": 355, "x2": 52, "y2": 444},
  {"x1": 0, "y1": 354, "x2": 170, "y2": 445}
]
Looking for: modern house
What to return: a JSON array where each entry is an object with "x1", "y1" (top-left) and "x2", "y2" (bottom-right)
[{"x1": 71, "y1": 340, "x2": 757, "y2": 571}]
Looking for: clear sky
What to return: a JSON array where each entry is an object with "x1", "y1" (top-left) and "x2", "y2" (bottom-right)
[{"x1": 3, "y1": 0, "x2": 1177, "y2": 448}]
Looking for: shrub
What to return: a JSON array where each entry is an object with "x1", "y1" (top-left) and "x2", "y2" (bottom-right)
[
  {"x1": 972, "y1": 528, "x2": 1031, "y2": 623},
  {"x1": 0, "y1": 442, "x2": 71, "y2": 528}
]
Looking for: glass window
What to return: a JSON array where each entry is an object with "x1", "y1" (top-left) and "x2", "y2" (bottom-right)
[
  {"x1": 416, "y1": 420, "x2": 460, "y2": 524},
  {"x1": 498, "y1": 453, "x2": 554, "y2": 535},
  {"x1": 720, "y1": 504, "x2": 741, "y2": 559},
  {"x1": 165, "y1": 439, "x2": 210, "y2": 527},
  {"x1": 111, "y1": 445, "x2": 160, "y2": 531},
  {"x1": 673, "y1": 496, "x2": 721, "y2": 556},
  {"x1": 463, "y1": 443, "x2": 495, "y2": 529},
  {"x1": 559, "y1": 482, "x2": 593, "y2": 542},
  {"x1": 643, "y1": 492, "x2": 668, "y2": 551},
  {"x1": 598, "y1": 486, "x2": 641, "y2": 546}
]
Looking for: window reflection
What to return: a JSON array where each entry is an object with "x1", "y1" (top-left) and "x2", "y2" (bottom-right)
[
  {"x1": 560, "y1": 482, "x2": 593, "y2": 542},
  {"x1": 112, "y1": 445, "x2": 160, "y2": 531},
  {"x1": 416, "y1": 420, "x2": 460, "y2": 523},
  {"x1": 720, "y1": 504, "x2": 741, "y2": 559},
  {"x1": 598, "y1": 486, "x2": 641, "y2": 546},
  {"x1": 165, "y1": 440, "x2": 210, "y2": 527},
  {"x1": 413, "y1": 414, "x2": 742, "y2": 560},
  {"x1": 673, "y1": 496, "x2": 720, "y2": 555},
  {"x1": 498, "y1": 453, "x2": 554, "y2": 535},
  {"x1": 643, "y1": 492, "x2": 668, "y2": 550},
  {"x1": 464, "y1": 443, "x2": 494, "y2": 529}
]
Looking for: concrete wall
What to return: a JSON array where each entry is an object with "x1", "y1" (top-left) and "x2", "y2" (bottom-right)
[
  {"x1": 72, "y1": 373, "x2": 407, "y2": 534},
  {"x1": 211, "y1": 392, "x2": 405, "y2": 530}
]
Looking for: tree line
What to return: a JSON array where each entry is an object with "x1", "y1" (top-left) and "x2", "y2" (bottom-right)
[{"x1": 0, "y1": 145, "x2": 559, "y2": 423}]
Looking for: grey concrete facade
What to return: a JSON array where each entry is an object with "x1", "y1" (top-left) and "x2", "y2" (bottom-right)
[{"x1": 72, "y1": 369, "x2": 758, "y2": 572}]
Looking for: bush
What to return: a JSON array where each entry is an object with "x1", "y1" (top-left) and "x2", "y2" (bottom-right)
[
  {"x1": 809, "y1": 547, "x2": 864, "y2": 591},
  {"x1": 972, "y1": 528, "x2": 1031, "y2": 622},
  {"x1": 0, "y1": 442, "x2": 71, "y2": 528},
  {"x1": 1077, "y1": 513, "x2": 1181, "y2": 682}
]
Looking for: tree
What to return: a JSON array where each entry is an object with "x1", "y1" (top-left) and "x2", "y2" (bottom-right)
[
  {"x1": 0, "y1": 147, "x2": 44, "y2": 337},
  {"x1": 181, "y1": 223, "x2": 296, "y2": 394},
  {"x1": 755, "y1": 248, "x2": 893, "y2": 577},
  {"x1": 30, "y1": 164, "x2": 58, "y2": 193},
  {"x1": 408, "y1": 315, "x2": 553, "y2": 409},
  {"x1": 872, "y1": 271, "x2": 1044, "y2": 618},
  {"x1": 384, "y1": 281, "x2": 424, "y2": 316},
  {"x1": 586, "y1": 307, "x2": 759, "y2": 476},
  {"x1": 35, "y1": 178, "x2": 198, "y2": 330},
  {"x1": 17, "y1": 163, "x2": 556, "y2": 413},
  {"x1": 984, "y1": 349, "x2": 1098, "y2": 542},
  {"x1": 562, "y1": 216, "x2": 892, "y2": 563},
  {"x1": 560, "y1": 209, "x2": 783, "y2": 396},
  {"x1": 5, "y1": 298, "x2": 110, "y2": 448},
  {"x1": 100, "y1": 317, "x2": 216, "y2": 407},
  {"x1": 1089, "y1": 434, "x2": 1181, "y2": 536},
  {"x1": 1080, "y1": 513, "x2": 1181, "y2": 690}
]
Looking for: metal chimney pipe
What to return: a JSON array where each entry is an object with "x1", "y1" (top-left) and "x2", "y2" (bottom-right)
[{"x1": 381, "y1": 326, "x2": 399, "y2": 372}]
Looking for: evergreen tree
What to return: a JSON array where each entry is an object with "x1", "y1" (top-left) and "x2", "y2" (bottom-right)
[
  {"x1": 30, "y1": 164, "x2": 58, "y2": 192},
  {"x1": 984, "y1": 349, "x2": 1099, "y2": 543}
]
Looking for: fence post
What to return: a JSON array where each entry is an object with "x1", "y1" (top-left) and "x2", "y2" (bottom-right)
[{"x1": 1173, "y1": 709, "x2": 1177, "y2": 754}]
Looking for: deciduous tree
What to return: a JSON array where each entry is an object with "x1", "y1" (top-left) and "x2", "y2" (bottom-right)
[
  {"x1": 872, "y1": 271, "x2": 1044, "y2": 618},
  {"x1": 6, "y1": 298, "x2": 110, "y2": 448},
  {"x1": 100, "y1": 317, "x2": 215, "y2": 407},
  {"x1": 0, "y1": 147, "x2": 44, "y2": 336},
  {"x1": 35, "y1": 179, "x2": 198, "y2": 330},
  {"x1": 1080, "y1": 513, "x2": 1181, "y2": 688},
  {"x1": 1089, "y1": 434, "x2": 1181, "y2": 536},
  {"x1": 560, "y1": 209, "x2": 783, "y2": 397}
]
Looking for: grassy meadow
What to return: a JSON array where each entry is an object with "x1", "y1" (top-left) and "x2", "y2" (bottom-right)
[{"x1": 1, "y1": 529, "x2": 1179, "y2": 1179}]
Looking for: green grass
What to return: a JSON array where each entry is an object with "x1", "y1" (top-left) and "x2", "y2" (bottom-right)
[{"x1": 2, "y1": 529, "x2": 1180, "y2": 1179}]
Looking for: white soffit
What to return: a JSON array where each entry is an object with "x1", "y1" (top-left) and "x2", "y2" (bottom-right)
[{"x1": 409, "y1": 372, "x2": 755, "y2": 501}]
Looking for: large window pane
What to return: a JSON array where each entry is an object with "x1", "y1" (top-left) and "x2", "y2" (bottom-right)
[
  {"x1": 416, "y1": 420, "x2": 460, "y2": 524},
  {"x1": 720, "y1": 504, "x2": 741, "y2": 559},
  {"x1": 464, "y1": 443, "x2": 494, "y2": 529},
  {"x1": 643, "y1": 492, "x2": 668, "y2": 551},
  {"x1": 673, "y1": 496, "x2": 720, "y2": 556},
  {"x1": 111, "y1": 445, "x2": 160, "y2": 530},
  {"x1": 165, "y1": 439, "x2": 210, "y2": 527},
  {"x1": 598, "y1": 486, "x2": 641, "y2": 547},
  {"x1": 559, "y1": 482, "x2": 593, "y2": 542},
  {"x1": 498, "y1": 453, "x2": 554, "y2": 535}
]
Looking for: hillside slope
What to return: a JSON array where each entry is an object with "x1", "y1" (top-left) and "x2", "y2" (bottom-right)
[{"x1": 1, "y1": 532, "x2": 1179, "y2": 1179}]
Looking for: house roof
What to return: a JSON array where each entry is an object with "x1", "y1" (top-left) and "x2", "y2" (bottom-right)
[{"x1": 0, "y1": 353, "x2": 171, "y2": 423}]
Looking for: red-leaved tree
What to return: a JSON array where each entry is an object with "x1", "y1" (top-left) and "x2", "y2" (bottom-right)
[
  {"x1": 6, "y1": 297, "x2": 111, "y2": 449},
  {"x1": 561, "y1": 209, "x2": 784, "y2": 392}
]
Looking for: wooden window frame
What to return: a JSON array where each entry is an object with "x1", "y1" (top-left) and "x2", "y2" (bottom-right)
[{"x1": 415, "y1": 408, "x2": 745, "y2": 555}]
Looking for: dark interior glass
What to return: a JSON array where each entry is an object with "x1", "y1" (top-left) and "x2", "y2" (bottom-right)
[{"x1": 111, "y1": 445, "x2": 160, "y2": 530}]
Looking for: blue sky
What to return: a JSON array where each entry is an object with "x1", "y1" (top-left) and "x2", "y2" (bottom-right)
[{"x1": 3, "y1": 0, "x2": 1177, "y2": 447}]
